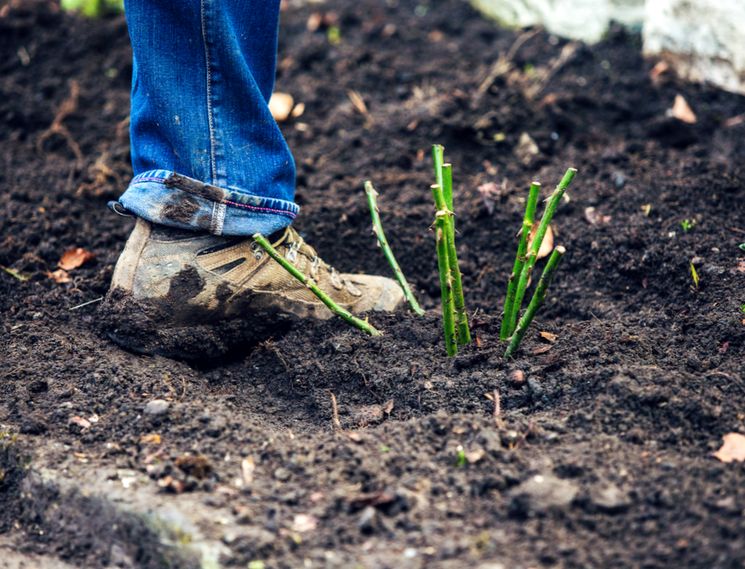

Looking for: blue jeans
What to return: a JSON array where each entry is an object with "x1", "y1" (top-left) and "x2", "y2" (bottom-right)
[{"x1": 117, "y1": 0, "x2": 297, "y2": 236}]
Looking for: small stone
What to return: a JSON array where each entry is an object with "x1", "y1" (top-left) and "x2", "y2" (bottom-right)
[
  {"x1": 357, "y1": 506, "x2": 377, "y2": 534},
  {"x1": 611, "y1": 171, "x2": 626, "y2": 189},
  {"x1": 205, "y1": 416, "x2": 226, "y2": 437},
  {"x1": 510, "y1": 474, "x2": 579, "y2": 515},
  {"x1": 527, "y1": 377, "x2": 544, "y2": 397},
  {"x1": 273, "y1": 467, "x2": 291, "y2": 481},
  {"x1": 144, "y1": 399, "x2": 170, "y2": 416},
  {"x1": 589, "y1": 483, "x2": 631, "y2": 513}
]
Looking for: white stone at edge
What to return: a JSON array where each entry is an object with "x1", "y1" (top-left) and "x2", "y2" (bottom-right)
[
  {"x1": 643, "y1": 0, "x2": 745, "y2": 95},
  {"x1": 470, "y1": 0, "x2": 745, "y2": 95}
]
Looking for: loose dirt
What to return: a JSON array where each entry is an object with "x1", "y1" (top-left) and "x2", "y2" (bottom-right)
[{"x1": 1, "y1": 0, "x2": 744, "y2": 568}]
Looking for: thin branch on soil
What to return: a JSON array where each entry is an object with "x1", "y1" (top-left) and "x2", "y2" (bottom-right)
[
  {"x1": 505, "y1": 245, "x2": 566, "y2": 358},
  {"x1": 328, "y1": 391, "x2": 342, "y2": 431},
  {"x1": 68, "y1": 296, "x2": 103, "y2": 310},
  {"x1": 474, "y1": 28, "x2": 541, "y2": 103},
  {"x1": 36, "y1": 79, "x2": 84, "y2": 162},
  {"x1": 252, "y1": 233, "x2": 381, "y2": 337},
  {"x1": 501, "y1": 181, "x2": 541, "y2": 339},
  {"x1": 364, "y1": 180, "x2": 424, "y2": 316},
  {"x1": 485, "y1": 389, "x2": 505, "y2": 429}
]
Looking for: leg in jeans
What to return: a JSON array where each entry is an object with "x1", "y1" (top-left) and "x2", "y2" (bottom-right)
[
  {"x1": 119, "y1": 0, "x2": 297, "y2": 236},
  {"x1": 104, "y1": 0, "x2": 403, "y2": 359}
]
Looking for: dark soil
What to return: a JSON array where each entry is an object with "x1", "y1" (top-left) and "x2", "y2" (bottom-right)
[{"x1": 1, "y1": 0, "x2": 745, "y2": 568}]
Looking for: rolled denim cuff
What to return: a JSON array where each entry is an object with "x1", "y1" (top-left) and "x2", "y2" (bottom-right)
[{"x1": 117, "y1": 170, "x2": 299, "y2": 236}]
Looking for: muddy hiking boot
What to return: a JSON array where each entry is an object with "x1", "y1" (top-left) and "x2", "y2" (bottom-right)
[{"x1": 102, "y1": 219, "x2": 404, "y2": 359}]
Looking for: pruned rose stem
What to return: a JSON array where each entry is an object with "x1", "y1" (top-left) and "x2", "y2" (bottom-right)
[
  {"x1": 505, "y1": 245, "x2": 565, "y2": 358},
  {"x1": 432, "y1": 146, "x2": 471, "y2": 346},
  {"x1": 364, "y1": 180, "x2": 425, "y2": 316},
  {"x1": 252, "y1": 233, "x2": 381, "y2": 337},
  {"x1": 500, "y1": 181, "x2": 541, "y2": 340},
  {"x1": 442, "y1": 162, "x2": 471, "y2": 345},
  {"x1": 431, "y1": 183, "x2": 458, "y2": 356},
  {"x1": 510, "y1": 168, "x2": 576, "y2": 330}
]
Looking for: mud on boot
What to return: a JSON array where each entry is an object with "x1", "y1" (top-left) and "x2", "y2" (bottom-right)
[{"x1": 100, "y1": 219, "x2": 404, "y2": 360}]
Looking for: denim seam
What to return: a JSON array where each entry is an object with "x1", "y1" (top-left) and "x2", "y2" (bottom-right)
[
  {"x1": 200, "y1": 0, "x2": 217, "y2": 184},
  {"x1": 223, "y1": 199, "x2": 297, "y2": 218},
  {"x1": 126, "y1": 174, "x2": 298, "y2": 218}
]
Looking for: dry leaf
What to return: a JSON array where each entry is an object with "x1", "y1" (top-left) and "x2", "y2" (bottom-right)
[
  {"x1": 69, "y1": 416, "x2": 91, "y2": 429},
  {"x1": 59, "y1": 247, "x2": 95, "y2": 270},
  {"x1": 539, "y1": 331, "x2": 558, "y2": 343},
  {"x1": 713, "y1": 433, "x2": 745, "y2": 463},
  {"x1": 528, "y1": 224, "x2": 554, "y2": 260},
  {"x1": 347, "y1": 89, "x2": 369, "y2": 116},
  {"x1": 531, "y1": 344, "x2": 553, "y2": 355},
  {"x1": 306, "y1": 12, "x2": 322, "y2": 31},
  {"x1": 290, "y1": 102, "x2": 305, "y2": 119},
  {"x1": 269, "y1": 92, "x2": 294, "y2": 122},
  {"x1": 584, "y1": 206, "x2": 611, "y2": 226},
  {"x1": 48, "y1": 269, "x2": 71, "y2": 283},
  {"x1": 140, "y1": 433, "x2": 162, "y2": 445},
  {"x1": 724, "y1": 114, "x2": 745, "y2": 128},
  {"x1": 649, "y1": 60, "x2": 669, "y2": 81},
  {"x1": 670, "y1": 94, "x2": 697, "y2": 124}
]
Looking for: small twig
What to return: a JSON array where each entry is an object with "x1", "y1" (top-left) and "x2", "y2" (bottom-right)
[
  {"x1": 328, "y1": 391, "x2": 342, "y2": 431},
  {"x1": 69, "y1": 296, "x2": 104, "y2": 311},
  {"x1": 485, "y1": 389, "x2": 505, "y2": 429},
  {"x1": 505, "y1": 246, "x2": 566, "y2": 358},
  {"x1": 36, "y1": 80, "x2": 84, "y2": 162},
  {"x1": 252, "y1": 233, "x2": 381, "y2": 336},
  {"x1": 501, "y1": 181, "x2": 540, "y2": 340},
  {"x1": 364, "y1": 181, "x2": 424, "y2": 316},
  {"x1": 474, "y1": 28, "x2": 541, "y2": 103}
]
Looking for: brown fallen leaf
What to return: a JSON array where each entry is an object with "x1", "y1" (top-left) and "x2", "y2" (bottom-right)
[
  {"x1": 584, "y1": 206, "x2": 611, "y2": 226},
  {"x1": 649, "y1": 60, "x2": 670, "y2": 82},
  {"x1": 527, "y1": 224, "x2": 554, "y2": 260},
  {"x1": 139, "y1": 433, "x2": 162, "y2": 445},
  {"x1": 347, "y1": 89, "x2": 369, "y2": 116},
  {"x1": 670, "y1": 94, "x2": 697, "y2": 124},
  {"x1": 290, "y1": 102, "x2": 305, "y2": 119},
  {"x1": 48, "y1": 269, "x2": 71, "y2": 283},
  {"x1": 531, "y1": 344, "x2": 553, "y2": 355},
  {"x1": 713, "y1": 433, "x2": 745, "y2": 463},
  {"x1": 69, "y1": 416, "x2": 91, "y2": 429},
  {"x1": 269, "y1": 92, "x2": 294, "y2": 122},
  {"x1": 59, "y1": 247, "x2": 95, "y2": 271},
  {"x1": 539, "y1": 331, "x2": 558, "y2": 343}
]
